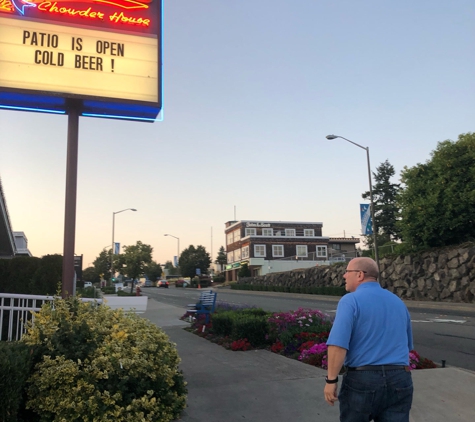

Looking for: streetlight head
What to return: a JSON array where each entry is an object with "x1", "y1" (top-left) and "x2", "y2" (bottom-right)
[
  {"x1": 164, "y1": 234, "x2": 168, "y2": 236},
  {"x1": 326, "y1": 134, "x2": 338, "y2": 140},
  {"x1": 131, "y1": 208, "x2": 137, "y2": 211}
]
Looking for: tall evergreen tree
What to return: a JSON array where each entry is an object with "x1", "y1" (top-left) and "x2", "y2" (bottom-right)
[
  {"x1": 362, "y1": 160, "x2": 401, "y2": 249},
  {"x1": 215, "y1": 246, "x2": 227, "y2": 272}
]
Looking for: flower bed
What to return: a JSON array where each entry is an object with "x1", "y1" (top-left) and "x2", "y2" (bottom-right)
[{"x1": 182, "y1": 303, "x2": 437, "y2": 370}]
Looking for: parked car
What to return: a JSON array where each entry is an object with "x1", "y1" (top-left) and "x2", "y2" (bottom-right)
[
  {"x1": 84, "y1": 281, "x2": 93, "y2": 288},
  {"x1": 158, "y1": 280, "x2": 169, "y2": 288},
  {"x1": 143, "y1": 280, "x2": 153, "y2": 287}
]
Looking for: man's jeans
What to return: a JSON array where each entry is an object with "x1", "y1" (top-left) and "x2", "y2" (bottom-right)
[{"x1": 338, "y1": 369, "x2": 413, "y2": 422}]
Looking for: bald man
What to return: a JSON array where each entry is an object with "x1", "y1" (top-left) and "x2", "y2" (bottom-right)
[{"x1": 324, "y1": 257, "x2": 413, "y2": 422}]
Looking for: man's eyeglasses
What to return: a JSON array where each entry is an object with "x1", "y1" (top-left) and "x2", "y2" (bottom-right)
[{"x1": 345, "y1": 270, "x2": 367, "y2": 274}]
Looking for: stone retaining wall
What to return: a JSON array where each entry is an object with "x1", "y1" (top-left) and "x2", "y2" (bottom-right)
[{"x1": 237, "y1": 243, "x2": 475, "y2": 303}]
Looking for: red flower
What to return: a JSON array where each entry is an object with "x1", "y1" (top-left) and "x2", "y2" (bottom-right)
[
  {"x1": 298, "y1": 340, "x2": 317, "y2": 352},
  {"x1": 271, "y1": 341, "x2": 284, "y2": 353},
  {"x1": 231, "y1": 338, "x2": 252, "y2": 351}
]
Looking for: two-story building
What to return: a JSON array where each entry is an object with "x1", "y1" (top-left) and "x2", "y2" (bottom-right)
[{"x1": 224, "y1": 220, "x2": 359, "y2": 281}]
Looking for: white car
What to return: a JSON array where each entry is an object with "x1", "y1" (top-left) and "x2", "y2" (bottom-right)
[{"x1": 84, "y1": 282, "x2": 93, "y2": 288}]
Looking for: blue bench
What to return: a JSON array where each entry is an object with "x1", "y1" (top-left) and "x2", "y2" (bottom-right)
[{"x1": 187, "y1": 290, "x2": 217, "y2": 324}]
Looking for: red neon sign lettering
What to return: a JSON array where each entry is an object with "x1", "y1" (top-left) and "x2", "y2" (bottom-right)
[
  {"x1": 38, "y1": 2, "x2": 105, "y2": 19},
  {"x1": 35, "y1": 1, "x2": 150, "y2": 26},
  {"x1": 109, "y1": 11, "x2": 149, "y2": 26}
]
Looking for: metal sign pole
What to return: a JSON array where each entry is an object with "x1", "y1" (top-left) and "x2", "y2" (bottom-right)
[{"x1": 61, "y1": 100, "x2": 80, "y2": 298}]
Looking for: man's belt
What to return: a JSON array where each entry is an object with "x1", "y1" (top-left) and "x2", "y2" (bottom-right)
[{"x1": 347, "y1": 365, "x2": 409, "y2": 371}]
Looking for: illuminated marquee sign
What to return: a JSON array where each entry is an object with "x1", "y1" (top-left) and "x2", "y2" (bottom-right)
[{"x1": 0, "y1": 0, "x2": 162, "y2": 121}]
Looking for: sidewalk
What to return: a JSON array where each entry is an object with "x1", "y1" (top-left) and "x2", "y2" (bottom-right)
[{"x1": 141, "y1": 298, "x2": 475, "y2": 422}]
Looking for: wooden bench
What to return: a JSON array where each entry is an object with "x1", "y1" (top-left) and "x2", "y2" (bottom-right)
[{"x1": 187, "y1": 290, "x2": 217, "y2": 323}]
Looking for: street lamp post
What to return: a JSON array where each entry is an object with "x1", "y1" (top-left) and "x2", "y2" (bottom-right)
[
  {"x1": 325, "y1": 135, "x2": 380, "y2": 275},
  {"x1": 111, "y1": 208, "x2": 137, "y2": 280},
  {"x1": 164, "y1": 234, "x2": 180, "y2": 266}
]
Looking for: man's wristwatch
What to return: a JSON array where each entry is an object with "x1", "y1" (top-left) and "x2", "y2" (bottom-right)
[{"x1": 325, "y1": 376, "x2": 339, "y2": 384}]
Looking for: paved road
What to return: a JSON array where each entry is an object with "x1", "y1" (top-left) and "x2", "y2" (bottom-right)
[{"x1": 143, "y1": 286, "x2": 475, "y2": 371}]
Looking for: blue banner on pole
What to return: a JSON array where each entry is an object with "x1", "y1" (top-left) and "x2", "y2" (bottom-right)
[
  {"x1": 114, "y1": 243, "x2": 120, "y2": 255},
  {"x1": 195, "y1": 268, "x2": 201, "y2": 275},
  {"x1": 174, "y1": 256, "x2": 178, "y2": 267},
  {"x1": 360, "y1": 204, "x2": 373, "y2": 235}
]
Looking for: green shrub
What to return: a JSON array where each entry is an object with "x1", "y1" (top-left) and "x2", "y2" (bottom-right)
[
  {"x1": 0, "y1": 342, "x2": 33, "y2": 422},
  {"x1": 76, "y1": 286, "x2": 100, "y2": 298},
  {"x1": 22, "y1": 297, "x2": 187, "y2": 422},
  {"x1": 211, "y1": 312, "x2": 235, "y2": 336},
  {"x1": 213, "y1": 275, "x2": 225, "y2": 283},
  {"x1": 101, "y1": 286, "x2": 116, "y2": 294},
  {"x1": 117, "y1": 289, "x2": 136, "y2": 296},
  {"x1": 240, "y1": 308, "x2": 269, "y2": 317},
  {"x1": 231, "y1": 315, "x2": 269, "y2": 347}
]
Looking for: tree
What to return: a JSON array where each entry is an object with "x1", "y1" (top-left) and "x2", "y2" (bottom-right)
[
  {"x1": 82, "y1": 266, "x2": 101, "y2": 284},
  {"x1": 178, "y1": 245, "x2": 211, "y2": 278},
  {"x1": 362, "y1": 160, "x2": 402, "y2": 252},
  {"x1": 238, "y1": 263, "x2": 251, "y2": 278},
  {"x1": 164, "y1": 261, "x2": 180, "y2": 276},
  {"x1": 397, "y1": 132, "x2": 475, "y2": 248},
  {"x1": 215, "y1": 246, "x2": 227, "y2": 272},
  {"x1": 114, "y1": 241, "x2": 153, "y2": 293},
  {"x1": 0, "y1": 256, "x2": 40, "y2": 294},
  {"x1": 144, "y1": 261, "x2": 162, "y2": 282},
  {"x1": 93, "y1": 249, "x2": 111, "y2": 282},
  {"x1": 30, "y1": 254, "x2": 63, "y2": 295}
]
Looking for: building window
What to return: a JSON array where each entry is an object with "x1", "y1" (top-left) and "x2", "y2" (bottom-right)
[
  {"x1": 262, "y1": 228, "x2": 273, "y2": 236},
  {"x1": 245, "y1": 228, "x2": 257, "y2": 236},
  {"x1": 304, "y1": 229, "x2": 314, "y2": 237},
  {"x1": 242, "y1": 246, "x2": 249, "y2": 259},
  {"x1": 254, "y1": 245, "x2": 266, "y2": 257},
  {"x1": 235, "y1": 248, "x2": 242, "y2": 261},
  {"x1": 227, "y1": 251, "x2": 234, "y2": 263},
  {"x1": 316, "y1": 246, "x2": 327, "y2": 257},
  {"x1": 296, "y1": 245, "x2": 308, "y2": 257},
  {"x1": 285, "y1": 229, "x2": 295, "y2": 236},
  {"x1": 226, "y1": 232, "x2": 233, "y2": 245},
  {"x1": 272, "y1": 245, "x2": 284, "y2": 257},
  {"x1": 233, "y1": 230, "x2": 241, "y2": 242},
  {"x1": 331, "y1": 244, "x2": 341, "y2": 250}
]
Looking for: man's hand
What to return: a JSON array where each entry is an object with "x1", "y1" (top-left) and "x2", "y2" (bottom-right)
[{"x1": 324, "y1": 383, "x2": 339, "y2": 406}]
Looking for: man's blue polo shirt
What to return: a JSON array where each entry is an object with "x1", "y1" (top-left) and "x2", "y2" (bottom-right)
[{"x1": 326, "y1": 282, "x2": 413, "y2": 367}]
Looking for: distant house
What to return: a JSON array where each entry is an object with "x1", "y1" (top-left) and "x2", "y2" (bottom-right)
[
  {"x1": 13, "y1": 231, "x2": 32, "y2": 257},
  {"x1": 224, "y1": 220, "x2": 359, "y2": 281}
]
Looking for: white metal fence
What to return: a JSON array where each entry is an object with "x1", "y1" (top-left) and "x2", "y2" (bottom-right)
[{"x1": 0, "y1": 293, "x2": 102, "y2": 342}]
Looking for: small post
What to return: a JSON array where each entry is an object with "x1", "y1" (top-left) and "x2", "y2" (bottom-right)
[{"x1": 441, "y1": 360, "x2": 446, "y2": 368}]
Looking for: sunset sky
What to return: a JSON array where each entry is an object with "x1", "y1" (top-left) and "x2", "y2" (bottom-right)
[{"x1": 1, "y1": 0, "x2": 473, "y2": 269}]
